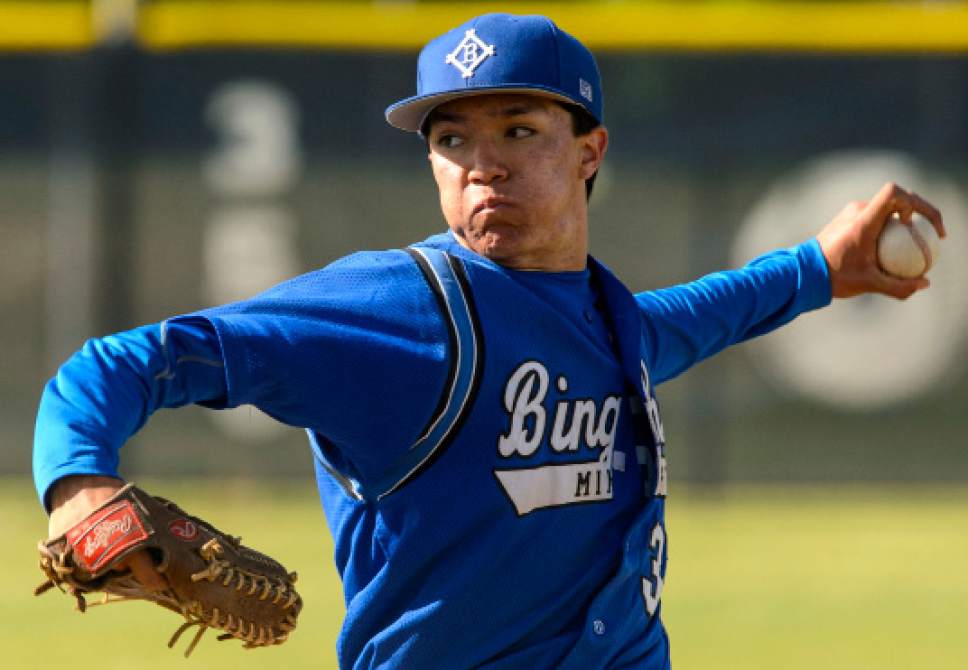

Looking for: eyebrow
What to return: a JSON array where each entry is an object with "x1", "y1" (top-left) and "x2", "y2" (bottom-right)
[
  {"x1": 498, "y1": 103, "x2": 541, "y2": 117},
  {"x1": 430, "y1": 103, "x2": 544, "y2": 127}
]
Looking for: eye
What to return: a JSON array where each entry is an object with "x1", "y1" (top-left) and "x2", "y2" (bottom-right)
[
  {"x1": 435, "y1": 134, "x2": 464, "y2": 149},
  {"x1": 507, "y1": 126, "x2": 535, "y2": 139}
]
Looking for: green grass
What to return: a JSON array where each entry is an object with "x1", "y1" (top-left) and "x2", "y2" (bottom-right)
[
  {"x1": 663, "y1": 485, "x2": 968, "y2": 669},
  {"x1": 3, "y1": 477, "x2": 344, "y2": 670},
  {"x1": 3, "y1": 478, "x2": 966, "y2": 669}
]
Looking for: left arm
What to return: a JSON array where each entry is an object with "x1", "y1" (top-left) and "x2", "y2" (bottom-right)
[
  {"x1": 637, "y1": 240, "x2": 831, "y2": 386},
  {"x1": 638, "y1": 182, "x2": 944, "y2": 386}
]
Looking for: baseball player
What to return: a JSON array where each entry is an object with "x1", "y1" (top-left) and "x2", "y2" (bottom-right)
[{"x1": 34, "y1": 13, "x2": 943, "y2": 670}]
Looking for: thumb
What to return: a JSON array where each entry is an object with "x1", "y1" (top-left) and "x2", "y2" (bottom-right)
[
  {"x1": 879, "y1": 275, "x2": 930, "y2": 300},
  {"x1": 120, "y1": 550, "x2": 168, "y2": 592}
]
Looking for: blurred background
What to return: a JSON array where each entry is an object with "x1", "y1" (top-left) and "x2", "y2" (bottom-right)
[{"x1": 2, "y1": 1, "x2": 966, "y2": 668}]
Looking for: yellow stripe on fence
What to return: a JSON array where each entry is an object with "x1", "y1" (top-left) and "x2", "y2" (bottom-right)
[
  {"x1": 138, "y1": 1, "x2": 968, "y2": 53},
  {"x1": 4, "y1": 1, "x2": 968, "y2": 53},
  {"x1": 0, "y1": 2, "x2": 91, "y2": 51}
]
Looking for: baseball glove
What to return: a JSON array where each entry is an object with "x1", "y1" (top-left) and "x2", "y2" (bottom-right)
[{"x1": 34, "y1": 483, "x2": 302, "y2": 657}]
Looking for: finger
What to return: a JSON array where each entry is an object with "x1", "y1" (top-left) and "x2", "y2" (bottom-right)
[
  {"x1": 877, "y1": 274, "x2": 929, "y2": 300},
  {"x1": 862, "y1": 182, "x2": 910, "y2": 238},
  {"x1": 121, "y1": 550, "x2": 167, "y2": 592},
  {"x1": 864, "y1": 181, "x2": 906, "y2": 219},
  {"x1": 908, "y1": 190, "x2": 946, "y2": 239},
  {"x1": 864, "y1": 182, "x2": 945, "y2": 241}
]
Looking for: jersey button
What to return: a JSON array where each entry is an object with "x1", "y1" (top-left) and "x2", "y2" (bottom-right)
[
  {"x1": 592, "y1": 619, "x2": 605, "y2": 636},
  {"x1": 583, "y1": 310, "x2": 593, "y2": 323}
]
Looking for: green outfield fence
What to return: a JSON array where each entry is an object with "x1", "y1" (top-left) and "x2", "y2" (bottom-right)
[{"x1": 2, "y1": 0, "x2": 966, "y2": 485}]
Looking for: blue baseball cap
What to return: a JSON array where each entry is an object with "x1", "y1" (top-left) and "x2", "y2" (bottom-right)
[{"x1": 386, "y1": 13, "x2": 603, "y2": 133}]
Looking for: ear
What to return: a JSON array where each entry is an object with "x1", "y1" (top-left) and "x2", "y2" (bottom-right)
[{"x1": 579, "y1": 126, "x2": 609, "y2": 180}]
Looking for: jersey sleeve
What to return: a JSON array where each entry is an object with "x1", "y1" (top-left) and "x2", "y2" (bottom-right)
[
  {"x1": 33, "y1": 317, "x2": 227, "y2": 508},
  {"x1": 636, "y1": 238, "x2": 832, "y2": 385},
  {"x1": 192, "y1": 250, "x2": 451, "y2": 488},
  {"x1": 33, "y1": 249, "x2": 450, "y2": 509}
]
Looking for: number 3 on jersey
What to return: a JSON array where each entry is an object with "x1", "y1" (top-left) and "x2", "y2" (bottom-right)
[{"x1": 641, "y1": 521, "x2": 666, "y2": 616}]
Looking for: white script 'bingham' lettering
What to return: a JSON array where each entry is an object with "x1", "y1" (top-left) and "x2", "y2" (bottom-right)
[
  {"x1": 498, "y1": 361, "x2": 549, "y2": 457},
  {"x1": 494, "y1": 361, "x2": 623, "y2": 515},
  {"x1": 497, "y1": 361, "x2": 621, "y2": 458},
  {"x1": 640, "y1": 360, "x2": 665, "y2": 445},
  {"x1": 83, "y1": 515, "x2": 133, "y2": 558}
]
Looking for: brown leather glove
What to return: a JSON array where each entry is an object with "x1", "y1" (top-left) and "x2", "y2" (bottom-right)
[{"x1": 35, "y1": 483, "x2": 302, "y2": 657}]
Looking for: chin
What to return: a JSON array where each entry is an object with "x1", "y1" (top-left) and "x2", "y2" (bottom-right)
[{"x1": 469, "y1": 226, "x2": 529, "y2": 261}]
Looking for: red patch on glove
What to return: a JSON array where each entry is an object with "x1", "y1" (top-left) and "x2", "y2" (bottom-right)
[{"x1": 66, "y1": 500, "x2": 149, "y2": 572}]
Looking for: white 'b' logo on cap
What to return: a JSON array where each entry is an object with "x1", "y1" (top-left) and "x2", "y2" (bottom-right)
[{"x1": 445, "y1": 29, "x2": 496, "y2": 78}]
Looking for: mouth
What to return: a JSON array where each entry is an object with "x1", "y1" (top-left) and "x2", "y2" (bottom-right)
[{"x1": 472, "y1": 196, "x2": 515, "y2": 218}]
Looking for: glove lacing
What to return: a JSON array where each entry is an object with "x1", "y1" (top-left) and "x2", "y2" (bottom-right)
[
  {"x1": 37, "y1": 536, "x2": 300, "y2": 658},
  {"x1": 166, "y1": 537, "x2": 300, "y2": 657}
]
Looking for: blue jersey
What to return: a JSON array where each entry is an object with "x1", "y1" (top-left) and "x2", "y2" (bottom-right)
[{"x1": 34, "y1": 231, "x2": 831, "y2": 669}]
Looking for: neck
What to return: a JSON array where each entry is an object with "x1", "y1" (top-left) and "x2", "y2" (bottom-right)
[{"x1": 451, "y1": 226, "x2": 588, "y2": 271}]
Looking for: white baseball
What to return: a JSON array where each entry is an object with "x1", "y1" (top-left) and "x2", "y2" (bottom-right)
[{"x1": 876, "y1": 213, "x2": 940, "y2": 278}]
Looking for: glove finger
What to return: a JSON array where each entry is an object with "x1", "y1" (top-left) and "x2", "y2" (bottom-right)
[{"x1": 120, "y1": 549, "x2": 168, "y2": 592}]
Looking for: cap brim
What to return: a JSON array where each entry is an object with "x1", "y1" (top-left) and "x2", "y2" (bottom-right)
[{"x1": 385, "y1": 85, "x2": 578, "y2": 133}]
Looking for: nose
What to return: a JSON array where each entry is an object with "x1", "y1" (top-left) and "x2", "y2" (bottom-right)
[{"x1": 467, "y1": 139, "x2": 508, "y2": 185}]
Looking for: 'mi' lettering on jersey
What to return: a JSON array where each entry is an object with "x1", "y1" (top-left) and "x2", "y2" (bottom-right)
[{"x1": 494, "y1": 360, "x2": 622, "y2": 515}]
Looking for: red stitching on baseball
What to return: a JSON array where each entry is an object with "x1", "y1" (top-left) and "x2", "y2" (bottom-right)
[{"x1": 908, "y1": 223, "x2": 933, "y2": 274}]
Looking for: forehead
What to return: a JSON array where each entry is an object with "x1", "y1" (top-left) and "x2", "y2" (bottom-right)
[{"x1": 427, "y1": 93, "x2": 564, "y2": 126}]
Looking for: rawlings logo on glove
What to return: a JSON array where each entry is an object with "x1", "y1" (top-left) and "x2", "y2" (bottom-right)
[
  {"x1": 169, "y1": 518, "x2": 199, "y2": 541},
  {"x1": 35, "y1": 484, "x2": 302, "y2": 657},
  {"x1": 66, "y1": 501, "x2": 146, "y2": 570}
]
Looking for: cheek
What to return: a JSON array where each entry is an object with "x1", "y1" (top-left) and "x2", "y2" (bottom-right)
[
  {"x1": 432, "y1": 161, "x2": 467, "y2": 221},
  {"x1": 524, "y1": 141, "x2": 578, "y2": 201}
]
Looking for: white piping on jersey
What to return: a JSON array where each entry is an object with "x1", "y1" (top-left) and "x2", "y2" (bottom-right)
[
  {"x1": 172, "y1": 355, "x2": 224, "y2": 368},
  {"x1": 430, "y1": 253, "x2": 480, "y2": 441},
  {"x1": 407, "y1": 247, "x2": 464, "y2": 446},
  {"x1": 320, "y1": 452, "x2": 364, "y2": 501},
  {"x1": 377, "y1": 249, "x2": 479, "y2": 500},
  {"x1": 154, "y1": 319, "x2": 224, "y2": 381}
]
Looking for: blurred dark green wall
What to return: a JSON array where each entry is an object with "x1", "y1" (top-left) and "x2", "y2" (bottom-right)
[{"x1": 3, "y1": 50, "x2": 966, "y2": 484}]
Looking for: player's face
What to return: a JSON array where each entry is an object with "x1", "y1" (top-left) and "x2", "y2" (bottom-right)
[{"x1": 426, "y1": 94, "x2": 607, "y2": 271}]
